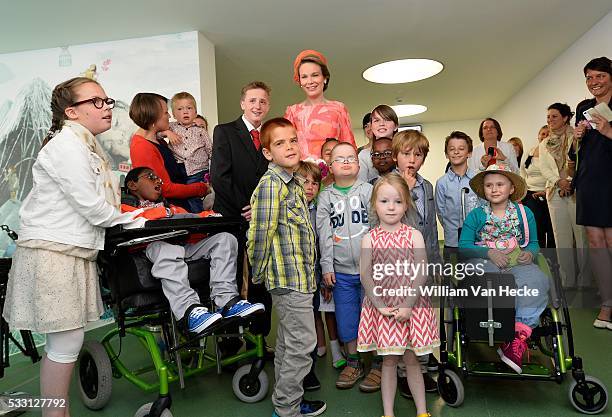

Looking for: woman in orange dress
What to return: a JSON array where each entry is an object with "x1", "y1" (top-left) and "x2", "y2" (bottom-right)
[{"x1": 284, "y1": 49, "x2": 356, "y2": 160}]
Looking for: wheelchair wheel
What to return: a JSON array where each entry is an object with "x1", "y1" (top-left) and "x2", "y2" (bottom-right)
[
  {"x1": 134, "y1": 402, "x2": 173, "y2": 417},
  {"x1": 76, "y1": 341, "x2": 113, "y2": 410},
  {"x1": 438, "y1": 369, "x2": 464, "y2": 407},
  {"x1": 568, "y1": 375, "x2": 608, "y2": 414},
  {"x1": 232, "y1": 364, "x2": 269, "y2": 403}
]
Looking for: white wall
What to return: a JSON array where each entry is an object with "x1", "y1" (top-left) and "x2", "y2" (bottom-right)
[
  {"x1": 494, "y1": 11, "x2": 612, "y2": 154},
  {"x1": 197, "y1": 32, "x2": 218, "y2": 129},
  {"x1": 0, "y1": 31, "x2": 217, "y2": 255}
]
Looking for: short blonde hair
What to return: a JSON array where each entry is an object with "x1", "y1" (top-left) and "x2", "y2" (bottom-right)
[
  {"x1": 240, "y1": 81, "x2": 271, "y2": 100},
  {"x1": 330, "y1": 142, "x2": 357, "y2": 159},
  {"x1": 392, "y1": 130, "x2": 430, "y2": 159},
  {"x1": 171, "y1": 92, "x2": 197, "y2": 112}
]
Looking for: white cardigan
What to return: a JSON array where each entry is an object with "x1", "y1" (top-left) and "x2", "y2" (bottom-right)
[
  {"x1": 18, "y1": 125, "x2": 144, "y2": 250},
  {"x1": 468, "y1": 141, "x2": 519, "y2": 173}
]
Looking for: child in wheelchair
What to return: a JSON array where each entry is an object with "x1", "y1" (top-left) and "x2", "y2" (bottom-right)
[
  {"x1": 458, "y1": 163, "x2": 550, "y2": 374},
  {"x1": 121, "y1": 166, "x2": 264, "y2": 336}
]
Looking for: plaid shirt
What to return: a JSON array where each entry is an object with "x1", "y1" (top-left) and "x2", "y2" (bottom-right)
[{"x1": 247, "y1": 163, "x2": 316, "y2": 293}]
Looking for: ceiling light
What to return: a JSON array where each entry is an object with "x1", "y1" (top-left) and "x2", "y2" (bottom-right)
[
  {"x1": 363, "y1": 59, "x2": 443, "y2": 84},
  {"x1": 391, "y1": 104, "x2": 427, "y2": 117}
]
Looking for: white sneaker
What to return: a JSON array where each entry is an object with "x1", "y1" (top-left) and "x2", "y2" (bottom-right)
[{"x1": 593, "y1": 318, "x2": 612, "y2": 330}]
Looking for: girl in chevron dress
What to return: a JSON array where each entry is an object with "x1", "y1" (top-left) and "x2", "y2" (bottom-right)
[{"x1": 357, "y1": 173, "x2": 439, "y2": 417}]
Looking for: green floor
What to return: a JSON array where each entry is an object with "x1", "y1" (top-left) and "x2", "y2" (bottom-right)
[{"x1": 1, "y1": 308, "x2": 610, "y2": 417}]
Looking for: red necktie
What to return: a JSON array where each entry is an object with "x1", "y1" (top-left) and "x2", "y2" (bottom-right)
[{"x1": 250, "y1": 129, "x2": 261, "y2": 151}]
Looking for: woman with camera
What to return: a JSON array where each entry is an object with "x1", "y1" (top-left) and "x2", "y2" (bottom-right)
[{"x1": 468, "y1": 118, "x2": 519, "y2": 173}]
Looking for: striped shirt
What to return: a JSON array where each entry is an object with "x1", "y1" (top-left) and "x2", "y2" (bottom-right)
[{"x1": 247, "y1": 164, "x2": 316, "y2": 293}]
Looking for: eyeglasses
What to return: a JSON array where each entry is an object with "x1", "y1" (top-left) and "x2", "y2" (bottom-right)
[
  {"x1": 331, "y1": 156, "x2": 358, "y2": 164},
  {"x1": 71, "y1": 97, "x2": 116, "y2": 109},
  {"x1": 371, "y1": 150, "x2": 393, "y2": 159},
  {"x1": 137, "y1": 172, "x2": 162, "y2": 183}
]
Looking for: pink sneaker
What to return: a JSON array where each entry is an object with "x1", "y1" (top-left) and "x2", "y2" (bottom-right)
[{"x1": 497, "y1": 322, "x2": 531, "y2": 374}]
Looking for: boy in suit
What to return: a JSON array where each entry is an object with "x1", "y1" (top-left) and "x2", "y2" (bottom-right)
[{"x1": 210, "y1": 81, "x2": 273, "y2": 351}]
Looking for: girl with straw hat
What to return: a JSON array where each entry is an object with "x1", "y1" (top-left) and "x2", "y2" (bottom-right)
[{"x1": 459, "y1": 163, "x2": 550, "y2": 374}]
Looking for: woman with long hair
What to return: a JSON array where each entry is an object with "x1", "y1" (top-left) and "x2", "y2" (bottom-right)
[{"x1": 3, "y1": 77, "x2": 144, "y2": 417}]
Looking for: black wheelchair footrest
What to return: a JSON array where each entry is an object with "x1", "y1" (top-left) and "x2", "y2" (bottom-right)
[{"x1": 168, "y1": 316, "x2": 244, "y2": 353}]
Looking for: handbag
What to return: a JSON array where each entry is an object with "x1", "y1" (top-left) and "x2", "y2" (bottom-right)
[{"x1": 485, "y1": 203, "x2": 529, "y2": 267}]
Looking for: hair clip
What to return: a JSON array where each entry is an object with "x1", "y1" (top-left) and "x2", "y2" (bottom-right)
[{"x1": 47, "y1": 128, "x2": 60, "y2": 139}]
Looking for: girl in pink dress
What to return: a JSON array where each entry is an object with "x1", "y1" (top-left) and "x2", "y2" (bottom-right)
[
  {"x1": 358, "y1": 173, "x2": 439, "y2": 417},
  {"x1": 284, "y1": 49, "x2": 356, "y2": 160}
]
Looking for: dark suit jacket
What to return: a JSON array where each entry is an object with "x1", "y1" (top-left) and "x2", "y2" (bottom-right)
[{"x1": 211, "y1": 116, "x2": 269, "y2": 218}]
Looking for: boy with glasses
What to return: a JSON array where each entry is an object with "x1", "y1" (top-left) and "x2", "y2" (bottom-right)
[
  {"x1": 369, "y1": 137, "x2": 395, "y2": 184},
  {"x1": 121, "y1": 166, "x2": 264, "y2": 336},
  {"x1": 317, "y1": 142, "x2": 373, "y2": 389}
]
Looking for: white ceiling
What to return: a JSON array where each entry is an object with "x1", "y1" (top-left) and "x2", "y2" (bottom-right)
[{"x1": 2, "y1": 0, "x2": 611, "y2": 127}]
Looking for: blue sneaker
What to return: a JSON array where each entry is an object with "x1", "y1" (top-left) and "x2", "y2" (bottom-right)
[
  {"x1": 187, "y1": 306, "x2": 222, "y2": 334},
  {"x1": 300, "y1": 399, "x2": 326, "y2": 416},
  {"x1": 271, "y1": 400, "x2": 326, "y2": 417},
  {"x1": 221, "y1": 300, "x2": 265, "y2": 319}
]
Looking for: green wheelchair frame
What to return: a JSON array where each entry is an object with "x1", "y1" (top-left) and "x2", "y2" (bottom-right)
[
  {"x1": 77, "y1": 313, "x2": 267, "y2": 417},
  {"x1": 75, "y1": 219, "x2": 269, "y2": 417},
  {"x1": 436, "y1": 253, "x2": 608, "y2": 414}
]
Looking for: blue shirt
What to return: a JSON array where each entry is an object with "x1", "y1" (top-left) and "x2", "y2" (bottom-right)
[{"x1": 435, "y1": 167, "x2": 481, "y2": 247}]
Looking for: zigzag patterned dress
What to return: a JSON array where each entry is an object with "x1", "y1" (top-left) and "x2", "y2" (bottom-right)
[{"x1": 357, "y1": 224, "x2": 440, "y2": 356}]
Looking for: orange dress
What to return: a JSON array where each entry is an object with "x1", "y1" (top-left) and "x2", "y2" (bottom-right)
[
  {"x1": 284, "y1": 100, "x2": 356, "y2": 160},
  {"x1": 357, "y1": 224, "x2": 440, "y2": 356}
]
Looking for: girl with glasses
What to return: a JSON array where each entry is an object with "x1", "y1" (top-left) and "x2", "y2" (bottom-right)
[{"x1": 3, "y1": 77, "x2": 145, "y2": 417}]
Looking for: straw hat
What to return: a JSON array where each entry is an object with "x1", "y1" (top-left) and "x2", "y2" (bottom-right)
[{"x1": 469, "y1": 163, "x2": 527, "y2": 202}]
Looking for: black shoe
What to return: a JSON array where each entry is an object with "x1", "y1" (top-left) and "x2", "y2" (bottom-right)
[
  {"x1": 398, "y1": 373, "x2": 437, "y2": 398},
  {"x1": 423, "y1": 372, "x2": 438, "y2": 392},
  {"x1": 398, "y1": 374, "x2": 412, "y2": 398},
  {"x1": 303, "y1": 371, "x2": 321, "y2": 391},
  {"x1": 300, "y1": 399, "x2": 327, "y2": 416},
  {"x1": 264, "y1": 343, "x2": 275, "y2": 360},
  {"x1": 427, "y1": 354, "x2": 439, "y2": 372}
]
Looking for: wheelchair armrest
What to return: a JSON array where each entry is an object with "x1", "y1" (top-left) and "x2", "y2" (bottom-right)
[{"x1": 115, "y1": 230, "x2": 189, "y2": 248}]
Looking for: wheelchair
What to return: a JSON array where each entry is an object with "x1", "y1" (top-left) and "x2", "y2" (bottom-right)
[
  {"x1": 436, "y1": 252, "x2": 608, "y2": 414},
  {"x1": 0, "y1": 226, "x2": 41, "y2": 380},
  {"x1": 75, "y1": 216, "x2": 268, "y2": 417}
]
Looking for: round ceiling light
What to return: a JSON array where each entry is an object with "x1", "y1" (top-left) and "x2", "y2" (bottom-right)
[
  {"x1": 363, "y1": 59, "x2": 443, "y2": 84},
  {"x1": 391, "y1": 104, "x2": 428, "y2": 117}
]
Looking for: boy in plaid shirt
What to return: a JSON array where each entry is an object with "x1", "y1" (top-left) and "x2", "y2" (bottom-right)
[{"x1": 248, "y1": 118, "x2": 326, "y2": 417}]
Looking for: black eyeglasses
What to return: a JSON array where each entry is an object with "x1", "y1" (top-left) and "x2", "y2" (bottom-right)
[
  {"x1": 71, "y1": 97, "x2": 116, "y2": 109},
  {"x1": 371, "y1": 150, "x2": 393, "y2": 159},
  {"x1": 137, "y1": 172, "x2": 162, "y2": 183}
]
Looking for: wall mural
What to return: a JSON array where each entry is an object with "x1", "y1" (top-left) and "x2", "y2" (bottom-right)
[{"x1": 0, "y1": 31, "x2": 202, "y2": 355}]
